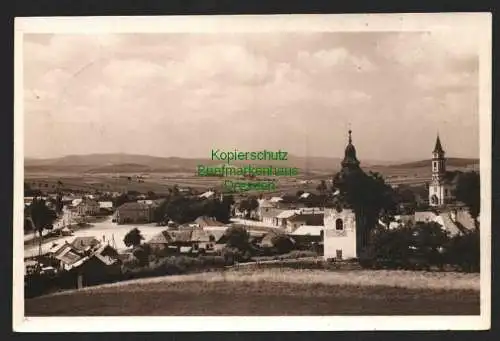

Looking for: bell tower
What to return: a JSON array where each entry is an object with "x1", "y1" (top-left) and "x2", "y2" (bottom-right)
[
  {"x1": 341, "y1": 130, "x2": 360, "y2": 171},
  {"x1": 431, "y1": 134, "x2": 446, "y2": 182},
  {"x1": 429, "y1": 134, "x2": 449, "y2": 206}
]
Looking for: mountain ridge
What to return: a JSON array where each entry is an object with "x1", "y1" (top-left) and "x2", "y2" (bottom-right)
[{"x1": 24, "y1": 153, "x2": 479, "y2": 174}]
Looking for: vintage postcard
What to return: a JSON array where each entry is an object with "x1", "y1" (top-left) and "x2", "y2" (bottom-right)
[{"x1": 13, "y1": 13, "x2": 491, "y2": 331}]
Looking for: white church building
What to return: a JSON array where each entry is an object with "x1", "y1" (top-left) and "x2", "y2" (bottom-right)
[
  {"x1": 323, "y1": 130, "x2": 361, "y2": 261},
  {"x1": 428, "y1": 134, "x2": 454, "y2": 206},
  {"x1": 324, "y1": 207, "x2": 357, "y2": 260}
]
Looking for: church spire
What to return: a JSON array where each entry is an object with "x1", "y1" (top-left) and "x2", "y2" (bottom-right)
[
  {"x1": 341, "y1": 129, "x2": 360, "y2": 169},
  {"x1": 433, "y1": 134, "x2": 445, "y2": 155}
]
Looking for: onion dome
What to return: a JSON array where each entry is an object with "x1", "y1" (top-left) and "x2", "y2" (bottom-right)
[{"x1": 341, "y1": 130, "x2": 360, "y2": 169}]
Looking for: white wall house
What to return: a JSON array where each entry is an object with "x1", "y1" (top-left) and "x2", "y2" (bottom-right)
[{"x1": 323, "y1": 208, "x2": 357, "y2": 261}]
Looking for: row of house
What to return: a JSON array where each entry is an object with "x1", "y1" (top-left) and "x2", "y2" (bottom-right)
[
  {"x1": 381, "y1": 206, "x2": 477, "y2": 236},
  {"x1": 34, "y1": 236, "x2": 122, "y2": 288},
  {"x1": 256, "y1": 197, "x2": 324, "y2": 234}
]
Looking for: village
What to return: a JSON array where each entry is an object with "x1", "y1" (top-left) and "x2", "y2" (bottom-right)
[{"x1": 23, "y1": 131, "x2": 480, "y2": 298}]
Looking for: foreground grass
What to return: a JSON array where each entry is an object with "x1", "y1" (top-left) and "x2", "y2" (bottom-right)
[{"x1": 25, "y1": 268, "x2": 479, "y2": 316}]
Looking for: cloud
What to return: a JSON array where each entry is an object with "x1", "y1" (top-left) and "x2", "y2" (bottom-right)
[
  {"x1": 22, "y1": 32, "x2": 479, "y2": 160},
  {"x1": 415, "y1": 71, "x2": 478, "y2": 91},
  {"x1": 379, "y1": 32, "x2": 478, "y2": 68},
  {"x1": 297, "y1": 47, "x2": 377, "y2": 72}
]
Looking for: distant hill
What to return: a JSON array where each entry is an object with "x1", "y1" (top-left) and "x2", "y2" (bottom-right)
[
  {"x1": 25, "y1": 153, "x2": 347, "y2": 174},
  {"x1": 376, "y1": 158, "x2": 479, "y2": 169},
  {"x1": 24, "y1": 153, "x2": 479, "y2": 175}
]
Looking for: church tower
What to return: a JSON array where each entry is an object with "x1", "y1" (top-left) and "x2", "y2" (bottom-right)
[
  {"x1": 341, "y1": 130, "x2": 360, "y2": 171},
  {"x1": 324, "y1": 130, "x2": 359, "y2": 261},
  {"x1": 429, "y1": 134, "x2": 451, "y2": 206}
]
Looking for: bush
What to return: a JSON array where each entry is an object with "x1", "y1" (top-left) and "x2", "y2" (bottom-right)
[
  {"x1": 270, "y1": 234, "x2": 295, "y2": 254},
  {"x1": 445, "y1": 230, "x2": 479, "y2": 272},
  {"x1": 221, "y1": 246, "x2": 251, "y2": 264},
  {"x1": 359, "y1": 223, "x2": 479, "y2": 272},
  {"x1": 132, "y1": 244, "x2": 151, "y2": 266},
  {"x1": 224, "y1": 226, "x2": 251, "y2": 251}
]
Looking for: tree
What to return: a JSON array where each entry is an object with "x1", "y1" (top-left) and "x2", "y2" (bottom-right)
[
  {"x1": 453, "y1": 171, "x2": 480, "y2": 230},
  {"x1": 271, "y1": 234, "x2": 295, "y2": 254},
  {"x1": 224, "y1": 226, "x2": 251, "y2": 251},
  {"x1": 360, "y1": 222, "x2": 449, "y2": 270},
  {"x1": 410, "y1": 222, "x2": 449, "y2": 269},
  {"x1": 332, "y1": 169, "x2": 397, "y2": 256},
  {"x1": 29, "y1": 197, "x2": 57, "y2": 255},
  {"x1": 153, "y1": 199, "x2": 169, "y2": 225},
  {"x1": 123, "y1": 228, "x2": 144, "y2": 248},
  {"x1": 146, "y1": 191, "x2": 157, "y2": 200},
  {"x1": 214, "y1": 195, "x2": 234, "y2": 223},
  {"x1": 132, "y1": 244, "x2": 151, "y2": 266},
  {"x1": 238, "y1": 196, "x2": 259, "y2": 217},
  {"x1": 55, "y1": 193, "x2": 64, "y2": 214},
  {"x1": 317, "y1": 180, "x2": 328, "y2": 194},
  {"x1": 113, "y1": 193, "x2": 131, "y2": 208},
  {"x1": 445, "y1": 229, "x2": 479, "y2": 272}
]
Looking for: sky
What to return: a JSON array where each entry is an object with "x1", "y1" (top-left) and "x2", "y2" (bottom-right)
[{"x1": 23, "y1": 31, "x2": 480, "y2": 161}]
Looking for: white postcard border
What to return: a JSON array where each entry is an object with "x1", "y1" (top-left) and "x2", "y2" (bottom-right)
[{"x1": 13, "y1": 13, "x2": 492, "y2": 332}]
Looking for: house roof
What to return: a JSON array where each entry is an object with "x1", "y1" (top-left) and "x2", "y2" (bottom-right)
[
  {"x1": 50, "y1": 242, "x2": 72, "y2": 257},
  {"x1": 290, "y1": 225, "x2": 324, "y2": 236},
  {"x1": 394, "y1": 215, "x2": 415, "y2": 224},
  {"x1": 276, "y1": 210, "x2": 299, "y2": 219},
  {"x1": 258, "y1": 199, "x2": 274, "y2": 208},
  {"x1": 147, "y1": 230, "x2": 173, "y2": 244},
  {"x1": 55, "y1": 247, "x2": 82, "y2": 265},
  {"x1": 260, "y1": 207, "x2": 287, "y2": 219},
  {"x1": 71, "y1": 198, "x2": 83, "y2": 207},
  {"x1": 195, "y1": 216, "x2": 225, "y2": 227},
  {"x1": 191, "y1": 229, "x2": 211, "y2": 242},
  {"x1": 117, "y1": 202, "x2": 151, "y2": 210},
  {"x1": 299, "y1": 207, "x2": 324, "y2": 214},
  {"x1": 199, "y1": 191, "x2": 215, "y2": 199},
  {"x1": 94, "y1": 253, "x2": 119, "y2": 266},
  {"x1": 99, "y1": 201, "x2": 113, "y2": 209},
  {"x1": 454, "y1": 209, "x2": 476, "y2": 231},
  {"x1": 77, "y1": 198, "x2": 99, "y2": 207},
  {"x1": 436, "y1": 213, "x2": 461, "y2": 236},
  {"x1": 168, "y1": 230, "x2": 193, "y2": 243},
  {"x1": 260, "y1": 230, "x2": 289, "y2": 247},
  {"x1": 288, "y1": 212, "x2": 324, "y2": 222},
  {"x1": 414, "y1": 211, "x2": 438, "y2": 222},
  {"x1": 208, "y1": 230, "x2": 226, "y2": 243},
  {"x1": 71, "y1": 236, "x2": 100, "y2": 251}
]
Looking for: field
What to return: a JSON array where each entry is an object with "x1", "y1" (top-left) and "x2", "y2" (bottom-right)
[
  {"x1": 24, "y1": 157, "x2": 479, "y2": 198},
  {"x1": 25, "y1": 268, "x2": 480, "y2": 316}
]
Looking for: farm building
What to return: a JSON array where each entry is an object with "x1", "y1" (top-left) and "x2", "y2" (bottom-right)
[
  {"x1": 115, "y1": 202, "x2": 155, "y2": 224},
  {"x1": 75, "y1": 198, "x2": 100, "y2": 216}
]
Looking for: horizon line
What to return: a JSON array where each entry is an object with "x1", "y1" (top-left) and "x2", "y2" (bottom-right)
[{"x1": 24, "y1": 152, "x2": 480, "y2": 163}]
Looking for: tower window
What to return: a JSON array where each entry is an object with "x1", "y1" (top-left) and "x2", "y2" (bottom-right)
[{"x1": 335, "y1": 218, "x2": 344, "y2": 231}]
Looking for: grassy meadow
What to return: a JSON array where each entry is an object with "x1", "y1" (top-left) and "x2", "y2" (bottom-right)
[{"x1": 25, "y1": 268, "x2": 480, "y2": 316}]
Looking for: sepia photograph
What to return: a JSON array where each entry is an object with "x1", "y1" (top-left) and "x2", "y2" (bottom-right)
[{"x1": 13, "y1": 14, "x2": 491, "y2": 331}]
